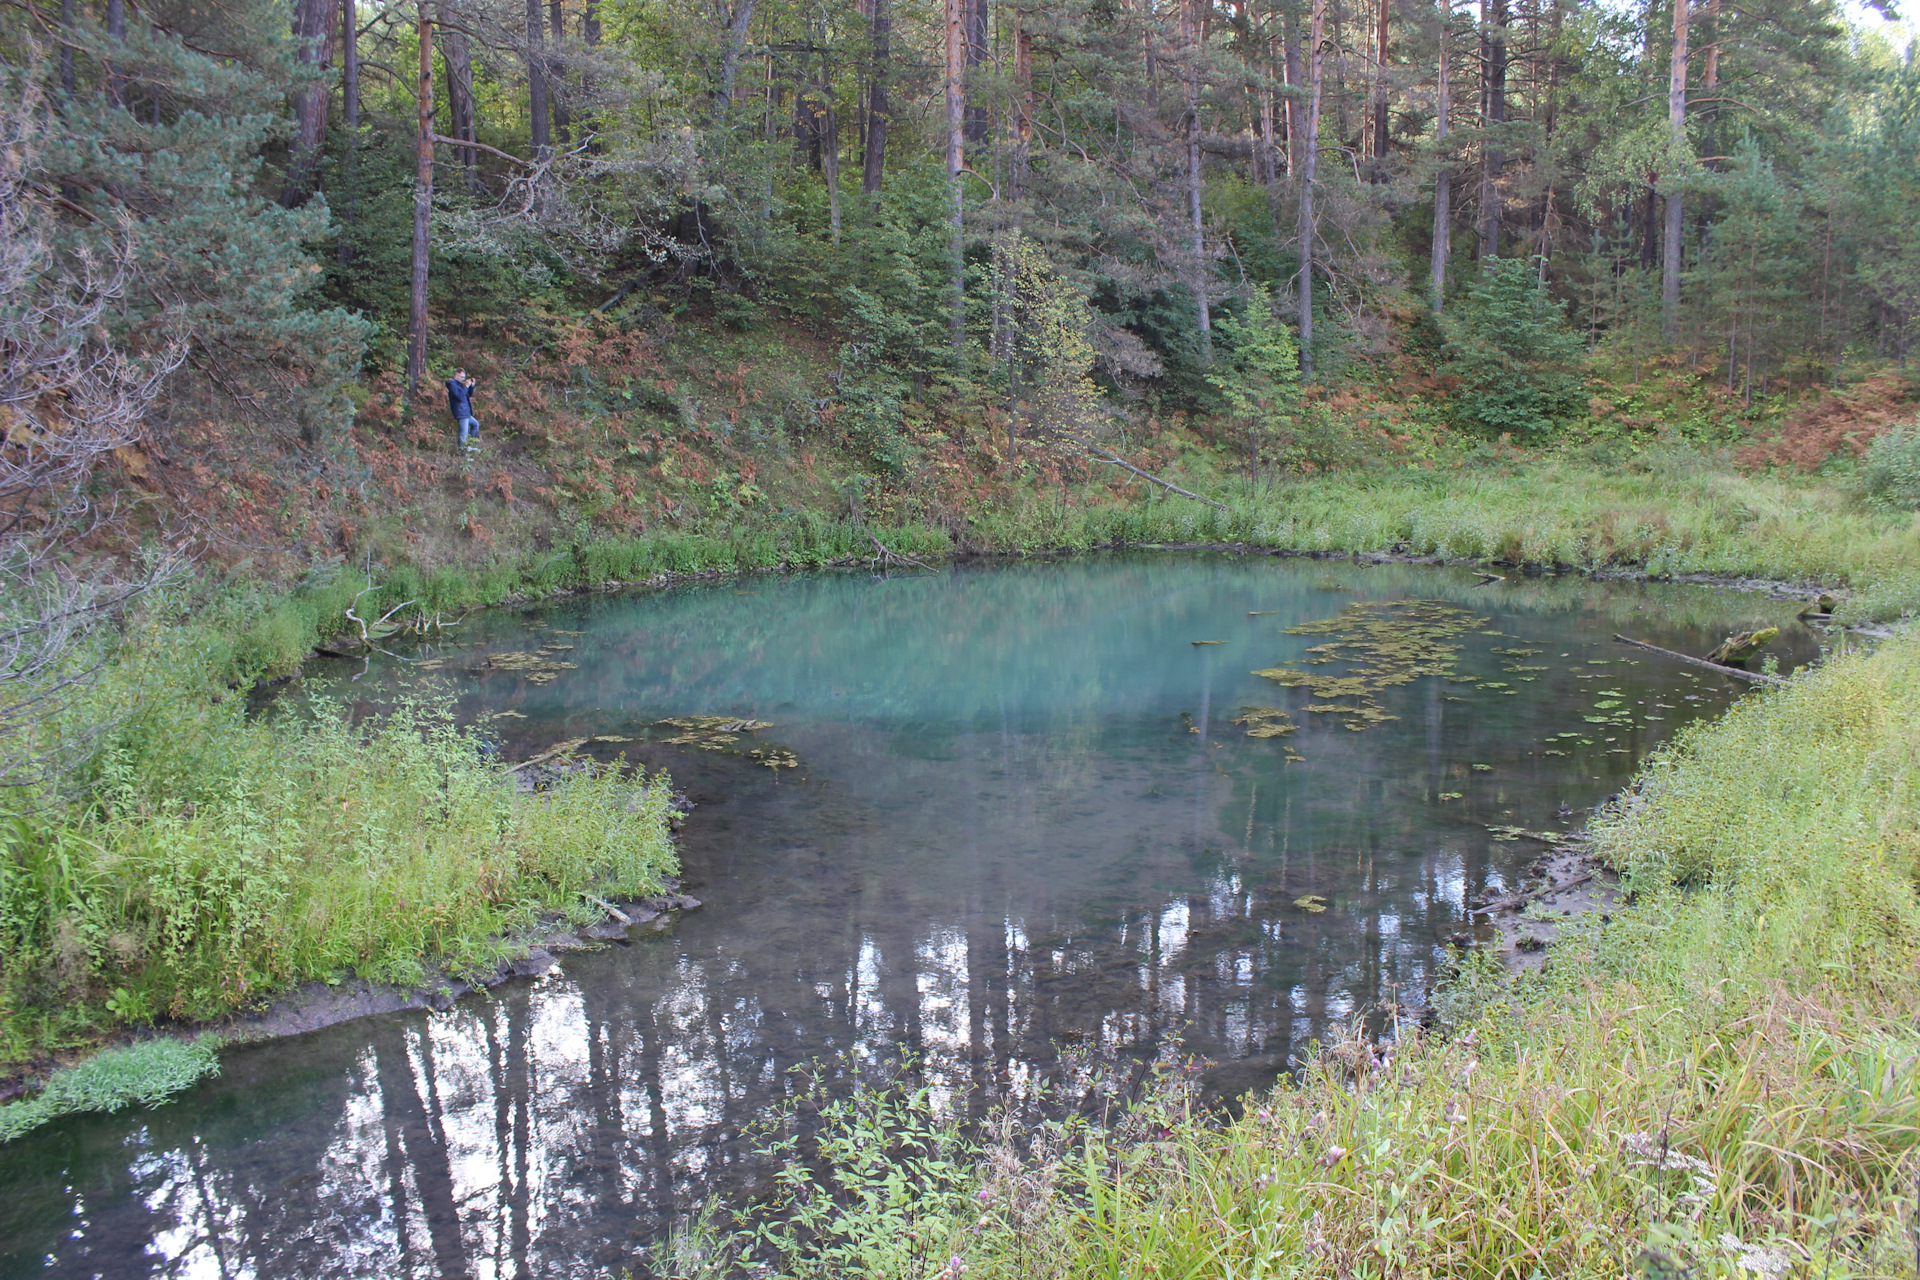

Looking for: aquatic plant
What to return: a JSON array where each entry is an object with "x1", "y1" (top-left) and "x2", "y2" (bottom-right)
[{"x1": 0, "y1": 1037, "x2": 221, "y2": 1143}]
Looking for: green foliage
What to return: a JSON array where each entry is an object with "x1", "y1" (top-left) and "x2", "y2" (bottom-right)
[
  {"x1": 1443, "y1": 258, "x2": 1587, "y2": 440},
  {"x1": 1857, "y1": 422, "x2": 1920, "y2": 511},
  {"x1": 0, "y1": 599, "x2": 677, "y2": 1056},
  {"x1": 0, "y1": 1037, "x2": 221, "y2": 1143},
  {"x1": 1206, "y1": 286, "x2": 1302, "y2": 477}
]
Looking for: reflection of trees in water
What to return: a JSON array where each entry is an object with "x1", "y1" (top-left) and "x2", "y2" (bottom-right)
[{"x1": 7, "y1": 562, "x2": 1819, "y2": 1278}]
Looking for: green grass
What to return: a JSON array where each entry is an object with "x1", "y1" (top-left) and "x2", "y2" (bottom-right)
[
  {"x1": 966, "y1": 452, "x2": 1920, "y2": 593},
  {"x1": 685, "y1": 631, "x2": 1920, "y2": 1279},
  {"x1": 0, "y1": 599, "x2": 678, "y2": 1066}
]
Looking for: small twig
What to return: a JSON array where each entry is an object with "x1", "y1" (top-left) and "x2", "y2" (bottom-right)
[
  {"x1": 1472, "y1": 571, "x2": 1504, "y2": 586},
  {"x1": 1613, "y1": 633, "x2": 1788, "y2": 686},
  {"x1": 1083, "y1": 444, "x2": 1228, "y2": 511}
]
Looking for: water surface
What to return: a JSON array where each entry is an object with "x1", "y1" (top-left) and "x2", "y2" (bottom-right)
[{"x1": 0, "y1": 554, "x2": 1816, "y2": 1279}]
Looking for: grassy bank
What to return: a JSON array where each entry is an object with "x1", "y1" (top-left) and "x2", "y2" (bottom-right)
[
  {"x1": 0, "y1": 594, "x2": 678, "y2": 1076},
  {"x1": 699, "y1": 632, "x2": 1920, "y2": 1278},
  {"x1": 225, "y1": 453, "x2": 1920, "y2": 678}
]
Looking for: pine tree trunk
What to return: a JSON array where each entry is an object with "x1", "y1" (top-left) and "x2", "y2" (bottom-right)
[
  {"x1": 441, "y1": 6, "x2": 478, "y2": 185},
  {"x1": 1185, "y1": 0, "x2": 1211, "y2": 358},
  {"x1": 343, "y1": 0, "x2": 359, "y2": 129},
  {"x1": 1299, "y1": 0, "x2": 1324, "y2": 378},
  {"x1": 1012, "y1": 6, "x2": 1033, "y2": 201},
  {"x1": 862, "y1": 0, "x2": 890, "y2": 198},
  {"x1": 1430, "y1": 0, "x2": 1451, "y2": 311},
  {"x1": 550, "y1": 0, "x2": 571, "y2": 144},
  {"x1": 338, "y1": 0, "x2": 359, "y2": 267},
  {"x1": 964, "y1": 0, "x2": 990, "y2": 147},
  {"x1": 946, "y1": 0, "x2": 967, "y2": 355},
  {"x1": 1477, "y1": 0, "x2": 1506, "y2": 258},
  {"x1": 1283, "y1": 3, "x2": 1303, "y2": 175},
  {"x1": 408, "y1": 3, "x2": 435, "y2": 397},
  {"x1": 1371, "y1": 0, "x2": 1390, "y2": 179},
  {"x1": 282, "y1": 0, "x2": 339, "y2": 206},
  {"x1": 527, "y1": 0, "x2": 551, "y2": 157},
  {"x1": 1663, "y1": 0, "x2": 1688, "y2": 338}
]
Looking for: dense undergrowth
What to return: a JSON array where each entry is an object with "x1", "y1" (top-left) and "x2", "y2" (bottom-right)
[
  {"x1": 673, "y1": 632, "x2": 1920, "y2": 1279},
  {"x1": 0, "y1": 589, "x2": 678, "y2": 1076}
]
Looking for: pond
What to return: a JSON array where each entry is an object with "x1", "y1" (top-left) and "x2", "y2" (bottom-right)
[{"x1": 0, "y1": 553, "x2": 1819, "y2": 1279}]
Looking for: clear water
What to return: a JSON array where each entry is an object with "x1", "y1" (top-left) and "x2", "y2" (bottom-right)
[{"x1": 0, "y1": 554, "x2": 1818, "y2": 1279}]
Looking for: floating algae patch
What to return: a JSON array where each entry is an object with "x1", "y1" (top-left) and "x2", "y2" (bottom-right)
[
  {"x1": 479, "y1": 651, "x2": 579, "y2": 684},
  {"x1": 654, "y1": 716, "x2": 798, "y2": 769},
  {"x1": 1230, "y1": 706, "x2": 1298, "y2": 738},
  {"x1": 1252, "y1": 600, "x2": 1485, "y2": 731}
]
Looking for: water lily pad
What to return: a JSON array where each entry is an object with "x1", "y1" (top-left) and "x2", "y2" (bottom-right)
[{"x1": 1293, "y1": 894, "x2": 1329, "y2": 913}]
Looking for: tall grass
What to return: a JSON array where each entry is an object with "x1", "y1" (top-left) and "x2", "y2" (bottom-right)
[
  {"x1": 691, "y1": 633, "x2": 1920, "y2": 1278},
  {"x1": 970, "y1": 456, "x2": 1920, "y2": 591},
  {"x1": 0, "y1": 603, "x2": 676, "y2": 1063}
]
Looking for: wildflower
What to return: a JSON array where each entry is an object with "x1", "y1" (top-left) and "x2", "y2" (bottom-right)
[
  {"x1": 943, "y1": 1255, "x2": 967, "y2": 1278},
  {"x1": 976, "y1": 1187, "x2": 993, "y2": 1203}
]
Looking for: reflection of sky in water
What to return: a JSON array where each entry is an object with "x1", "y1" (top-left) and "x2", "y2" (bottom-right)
[{"x1": 0, "y1": 555, "x2": 1819, "y2": 1279}]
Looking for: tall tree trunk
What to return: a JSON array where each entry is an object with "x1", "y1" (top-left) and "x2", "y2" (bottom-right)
[
  {"x1": 342, "y1": 0, "x2": 359, "y2": 128},
  {"x1": 1299, "y1": 0, "x2": 1324, "y2": 378},
  {"x1": 1662, "y1": 0, "x2": 1688, "y2": 338},
  {"x1": 862, "y1": 0, "x2": 891, "y2": 198},
  {"x1": 1370, "y1": 0, "x2": 1390, "y2": 179},
  {"x1": 1476, "y1": 0, "x2": 1505, "y2": 258},
  {"x1": 338, "y1": 0, "x2": 359, "y2": 267},
  {"x1": 1283, "y1": 2, "x2": 1304, "y2": 175},
  {"x1": 441, "y1": 4, "x2": 477, "y2": 184},
  {"x1": 282, "y1": 0, "x2": 339, "y2": 207},
  {"x1": 717, "y1": 0, "x2": 755, "y2": 110},
  {"x1": 946, "y1": 0, "x2": 967, "y2": 355},
  {"x1": 964, "y1": 0, "x2": 990, "y2": 146},
  {"x1": 1011, "y1": 5, "x2": 1033, "y2": 201},
  {"x1": 1261, "y1": 35, "x2": 1287, "y2": 251},
  {"x1": 407, "y1": 2, "x2": 435, "y2": 397},
  {"x1": 527, "y1": 0, "x2": 551, "y2": 156},
  {"x1": 1430, "y1": 0, "x2": 1451, "y2": 311},
  {"x1": 1184, "y1": 0, "x2": 1211, "y2": 358},
  {"x1": 550, "y1": 0, "x2": 572, "y2": 143}
]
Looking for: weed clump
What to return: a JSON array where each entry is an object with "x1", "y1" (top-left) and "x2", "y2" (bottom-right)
[
  {"x1": 0, "y1": 1038, "x2": 221, "y2": 1142},
  {"x1": 0, "y1": 600, "x2": 677, "y2": 1061}
]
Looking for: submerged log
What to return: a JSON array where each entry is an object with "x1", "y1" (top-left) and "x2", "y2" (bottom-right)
[
  {"x1": 1704, "y1": 626, "x2": 1779, "y2": 667},
  {"x1": 1613, "y1": 634, "x2": 1788, "y2": 686}
]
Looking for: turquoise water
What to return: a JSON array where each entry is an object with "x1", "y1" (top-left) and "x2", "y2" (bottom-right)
[{"x1": 0, "y1": 554, "x2": 1816, "y2": 1278}]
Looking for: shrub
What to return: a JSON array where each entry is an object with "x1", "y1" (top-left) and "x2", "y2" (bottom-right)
[{"x1": 1857, "y1": 422, "x2": 1920, "y2": 511}]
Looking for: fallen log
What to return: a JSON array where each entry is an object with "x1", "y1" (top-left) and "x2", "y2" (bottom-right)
[
  {"x1": 1705, "y1": 626, "x2": 1779, "y2": 667},
  {"x1": 1083, "y1": 444, "x2": 1228, "y2": 511},
  {"x1": 1469, "y1": 870, "x2": 1595, "y2": 917},
  {"x1": 1612, "y1": 634, "x2": 1789, "y2": 686}
]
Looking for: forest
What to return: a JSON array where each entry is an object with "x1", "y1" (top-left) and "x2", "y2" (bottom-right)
[
  {"x1": 4, "y1": 0, "x2": 1920, "y2": 1276},
  {"x1": 8, "y1": 0, "x2": 1920, "y2": 508}
]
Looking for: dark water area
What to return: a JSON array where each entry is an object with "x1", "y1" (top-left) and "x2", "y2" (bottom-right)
[{"x1": 0, "y1": 554, "x2": 1819, "y2": 1279}]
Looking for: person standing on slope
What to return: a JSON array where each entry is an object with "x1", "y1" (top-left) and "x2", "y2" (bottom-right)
[{"x1": 447, "y1": 368, "x2": 480, "y2": 454}]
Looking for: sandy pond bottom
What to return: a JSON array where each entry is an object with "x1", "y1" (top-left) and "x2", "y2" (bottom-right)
[{"x1": 0, "y1": 554, "x2": 1819, "y2": 1279}]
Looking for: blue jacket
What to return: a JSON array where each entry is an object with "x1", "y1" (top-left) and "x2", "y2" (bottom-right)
[{"x1": 447, "y1": 377, "x2": 475, "y2": 418}]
